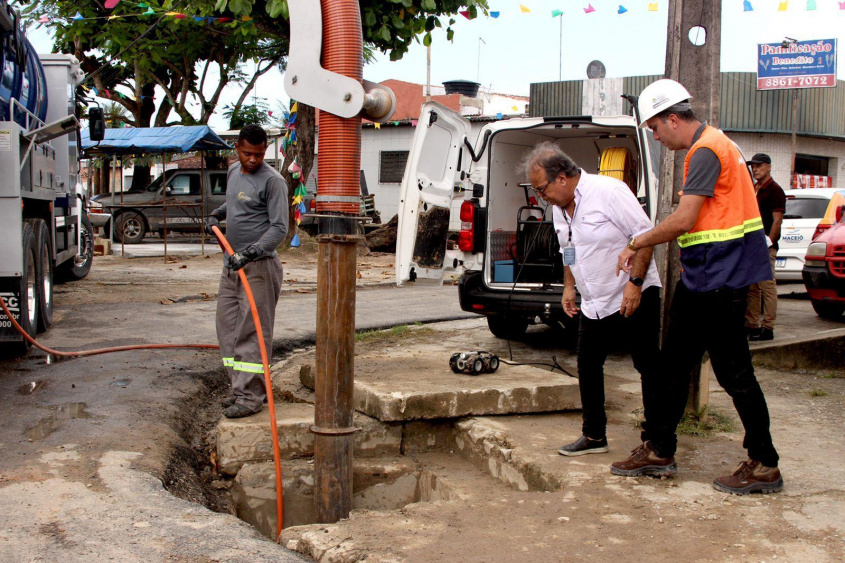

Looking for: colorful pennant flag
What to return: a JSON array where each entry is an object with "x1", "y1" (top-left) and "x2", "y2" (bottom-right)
[
  {"x1": 552, "y1": 9, "x2": 564, "y2": 17},
  {"x1": 648, "y1": 2, "x2": 659, "y2": 11},
  {"x1": 104, "y1": 0, "x2": 121, "y2": 8},
  {"x1": 778, "y1": 1, "x2": 788, "y2": 10},
  {"x1": 72, "y1": 12, "x2": 83, "y2": 20},
  {"x1": 490, "y1": 11, "x2": 500, "y2": 18},
  {"x1": 290, "y1": 233, "x2": 300, "y2": 248},
  {"x1": 584, "y1": 4, "x2": 596, "y2": 14},
  {"x1": 374, "y1": 122, "x2": 381, "y2": 129},
  {"x1": 460, "y1": 10, "x2": 471, "y2": 19},
  {"x1": 806, "y1": 0, "x2": 816, "y2": 10},
  {"x1": 618, "y1": 5, "x2": 628, "y2": 14},
  {"x1": 520, "y1": 4, "x2": 531, "y2": 13},
  {"x1": 743, "y1": 1, "x2": 753, "y2": 11},
  {"x1": 411, "y1": 119, "x2": 418, "y2": 126}
]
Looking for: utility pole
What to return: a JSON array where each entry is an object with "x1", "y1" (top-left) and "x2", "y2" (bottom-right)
[{"x1": 658, "y1": 0, "x2": 722, "y2": 419}]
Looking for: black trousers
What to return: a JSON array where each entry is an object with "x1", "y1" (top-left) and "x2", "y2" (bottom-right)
[
  {"x1": 577, "y1": 286, "x2": 662, "y2": 440},
  {"x1": 648, "y1": 280, "x2": 780, "y2": 467}
]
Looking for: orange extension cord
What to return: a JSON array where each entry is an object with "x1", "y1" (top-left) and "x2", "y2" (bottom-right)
[{"x1": 0, "y1": 226, "x2": 285, "y2": 540}]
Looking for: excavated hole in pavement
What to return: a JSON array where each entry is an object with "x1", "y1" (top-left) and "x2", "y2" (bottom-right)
[{"x1": 159, "y1": 352, "x2": 470, "y2": 542}]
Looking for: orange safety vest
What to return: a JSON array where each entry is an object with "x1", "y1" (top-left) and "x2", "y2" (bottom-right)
[{"x1": 679, "y1": 126, "x2": 772, "y2": 292}]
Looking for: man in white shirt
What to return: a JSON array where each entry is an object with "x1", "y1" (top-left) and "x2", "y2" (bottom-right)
[{"x1": 521, "y1": 142, "x2": 662, "y2": 456}]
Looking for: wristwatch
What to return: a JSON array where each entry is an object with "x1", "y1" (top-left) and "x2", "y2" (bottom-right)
[
  {"x1": 629, "y1": 276, "x2": 644, "y2": 287},
  {"x1": 626, "y1": 236, "x2": 638, "y2": 251}
]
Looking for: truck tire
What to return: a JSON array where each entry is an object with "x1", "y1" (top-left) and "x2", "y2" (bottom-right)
[
  {"x1": 811, "y1": 300, "x2": 845, "y2": 320},
  {"x1": 58, "y1": 214, "x2": 94, "y2": 281},
  {"x1": 29, "y1": 218, "x2": 53, "y2": 332},
  {"x1": 486, "y1": 315, "x2": 529, "y2": 340},
  {"x1": 3, "y1": 222, "x2": 39, "y2": 354},
  {"x1": 116, "y1": 210, "x2": 146, "y2": 244}
]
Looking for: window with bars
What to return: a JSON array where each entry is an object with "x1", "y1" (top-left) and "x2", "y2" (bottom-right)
[{"x1": 379, "y1": 150, "x2": 410, "y2": 184}]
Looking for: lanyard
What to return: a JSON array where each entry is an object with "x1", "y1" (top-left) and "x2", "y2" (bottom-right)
[{"x1": 561, "y1": 203, "x2": 577, "y2": 246}]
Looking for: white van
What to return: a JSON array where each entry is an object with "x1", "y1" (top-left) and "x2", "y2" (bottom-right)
[
  {"x1": 778, "y1": 188, "x2": 844, "y2": 281},
  {"x1": 396, "y1": 102, "x2": 660, "y2": 339}
]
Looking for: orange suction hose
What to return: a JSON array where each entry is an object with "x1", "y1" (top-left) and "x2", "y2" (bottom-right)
[{"x1": 210, "y1": 226, "x2": 285, "y2": 540}]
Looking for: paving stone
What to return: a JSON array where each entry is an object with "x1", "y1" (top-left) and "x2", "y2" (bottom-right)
[
  {"x1": 299, "y1": 346, "x2": 581, "y2": 422},
  {"x1": 215, "y1": 402, "x2": 402, "y2": 475}
]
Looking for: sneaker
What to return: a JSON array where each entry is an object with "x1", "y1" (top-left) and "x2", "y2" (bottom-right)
[
  {"x1": 610, "y1": 441, "x2": 678, "y2": 477},
  {"x1": 749, "y1": 328, "x2": 774, "y2": 341},
  {"x1": 558, "y1": 435, "x2": 609, "y2": 456},
  {"x1": 713, "y1": 459, "x2": 783, "y2": 495}
]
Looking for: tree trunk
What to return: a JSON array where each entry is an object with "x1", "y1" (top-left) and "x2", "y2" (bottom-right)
[
  {"x1": 280, "y1": 103, "x2": 316, "y2": 245},
  {"x1": 128, "y1": 84, "x2": 160, "y2": 191},
  {"x1": 365, "y1": 214, "x2": 398, "y2": 252}
]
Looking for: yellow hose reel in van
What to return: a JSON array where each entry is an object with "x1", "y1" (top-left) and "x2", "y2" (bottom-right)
[{"x1": 599, "y1": 146, "x2": 637, "y2": 193}]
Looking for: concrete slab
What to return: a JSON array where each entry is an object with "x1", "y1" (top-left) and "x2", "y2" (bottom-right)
[
  {"x1": 215, "y1": 402, "x2": 402, "y2": 475},
  {"x1": 299, "y1": 340, "x2": 581, "y2": 422}
]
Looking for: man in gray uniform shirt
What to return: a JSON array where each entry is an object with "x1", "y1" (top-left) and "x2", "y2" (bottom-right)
[{"x1": 206, "y1": 124, "x2": 288, "y2": 418}]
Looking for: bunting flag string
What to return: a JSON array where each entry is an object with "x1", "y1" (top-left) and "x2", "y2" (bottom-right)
[
  {"x1": 36, "y1": 1, "x2": 250, "y2": 27},
  {"x1": 283, "y1": 100, "x2": 304, "y2": 247}
]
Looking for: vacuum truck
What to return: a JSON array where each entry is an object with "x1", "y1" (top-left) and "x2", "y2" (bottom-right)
[{"x1": 0, "y1": 0, "x2": 95, "y2": 354}]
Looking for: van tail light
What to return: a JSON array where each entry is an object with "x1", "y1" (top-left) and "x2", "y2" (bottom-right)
[
  {"x1": 309, "y1": 197, "x2": 316, "y2": 211},
  {"x1": 458, "y1": 200, "x2": 475, "y2": 252},
  {"x1": 458, "y1": 199, "x2": 484, "y2": 253}
]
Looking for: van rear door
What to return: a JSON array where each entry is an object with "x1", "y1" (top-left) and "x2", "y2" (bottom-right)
[{"x1": 396, "y1": 102, "x2": 472, "y2": 285}]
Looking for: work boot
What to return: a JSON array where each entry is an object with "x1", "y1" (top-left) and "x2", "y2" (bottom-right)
[
  {"x1": 559, "y1": 435, "x2": 609, "y2": 456},
  {"x1": 749, "y1": 327, "x2": 774, "y2": 341},
  {"x1": 221, "y1": 396, "x2": 236, "y2": 408},
  {"x1": 745, "y1": 326, "x2": 761, "y2": 339},
  {"x1": 713, "y1": 459, "x2": 783, "y2": 495},
  {"x1": 224, "y1": 403, "x2": 260, "y2": 419},
  {"x1": 610, "y1": 441, "x2": 677, "y2": 477}
]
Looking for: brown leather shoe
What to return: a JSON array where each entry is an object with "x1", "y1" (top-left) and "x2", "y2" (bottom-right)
[
  {"x1": 713, "y1": 459, "x2": 783, "y2": 495},
  {"x1": 610, "y1": 441, "x2": 677, "y2": 477}
]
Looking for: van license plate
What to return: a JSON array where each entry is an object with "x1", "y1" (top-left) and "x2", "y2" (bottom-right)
[{"x1": 775, "y1": 258, "x2": 786, "y2": 268}]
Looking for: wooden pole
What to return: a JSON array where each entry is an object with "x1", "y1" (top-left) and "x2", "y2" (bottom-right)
[{"x1": 659, "y1": 0, "x2": 722, "y2": 420}]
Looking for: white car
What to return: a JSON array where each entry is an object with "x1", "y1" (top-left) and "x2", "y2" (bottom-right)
[{"x1": 777, "y1": 188, "x2": 845, "y2": 281}]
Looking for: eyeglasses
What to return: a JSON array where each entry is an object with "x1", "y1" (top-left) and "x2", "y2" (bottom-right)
[{"x1": 534, "y1": 179, "x2": 555, "y2": 195}]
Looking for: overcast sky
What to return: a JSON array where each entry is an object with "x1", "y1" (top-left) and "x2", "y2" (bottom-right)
[{"x1": 27, "y1": 1, "x2": 845, "y2": 129}]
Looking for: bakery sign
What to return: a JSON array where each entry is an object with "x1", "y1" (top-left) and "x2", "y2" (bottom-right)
[{"x1": 757, "y1": 38, "x2": 837, "y2": 90}]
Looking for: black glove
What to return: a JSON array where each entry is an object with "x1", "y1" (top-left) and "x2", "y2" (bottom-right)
[
  {"x1": 205, "y1": 216, "x2": 220, "y2": 237},
  {"x1": 229, "y1": 244, "x2": 261, "y2": 271}
]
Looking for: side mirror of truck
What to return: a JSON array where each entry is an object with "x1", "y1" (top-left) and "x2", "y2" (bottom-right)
[
  {"x1": 89, "y1": 107, "x2": 105, "y2": 141},
  {"x1": 836, "y1": 205, "x2": 844, "y2": 224}
]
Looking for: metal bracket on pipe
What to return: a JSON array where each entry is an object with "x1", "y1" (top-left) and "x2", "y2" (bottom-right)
[
  {"x1": 310, "y1": 425, "x2": 360, "y2": 436},
  {"x1": 284, "y1": 0, "x2": 395, "y2": 121}
]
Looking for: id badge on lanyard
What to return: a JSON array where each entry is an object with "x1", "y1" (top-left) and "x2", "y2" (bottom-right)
[
  {"x1": 562, "y1": 207, "x2": 576, "y2": 266},
  {"x1": 563, "y1": 244, "x2": 576, "y2": 266}
]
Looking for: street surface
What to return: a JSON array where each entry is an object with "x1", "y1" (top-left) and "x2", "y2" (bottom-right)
[{"x1": 0, "y1": 246, "x2": 842, "y2": 561}]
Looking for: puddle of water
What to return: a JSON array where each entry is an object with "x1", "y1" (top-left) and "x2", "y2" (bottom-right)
[
  {"x1": 18, "y1": 381, "x2": 46, "y2": 395},
  {"x1": 111, "y1": 379, "x2": 131, "y2": 387},
  {"x1": 25, "y1": 403, "x2": 93, "y2": 441}
]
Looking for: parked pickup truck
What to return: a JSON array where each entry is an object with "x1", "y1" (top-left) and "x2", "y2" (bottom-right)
[{"x1": 89, "y1": 168, "x2": 228, "y2": 243}]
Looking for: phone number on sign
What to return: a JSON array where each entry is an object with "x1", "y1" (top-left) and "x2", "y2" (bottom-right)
[{"x1": 758, "y1": 75, "x2": 835, "y2": 89}]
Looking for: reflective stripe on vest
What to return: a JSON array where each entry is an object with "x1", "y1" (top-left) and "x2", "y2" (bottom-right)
[
  {"x1": 677, "y1": 217, "x2": 764, "y2": 248},
  {"x1": 222, "y1": 357, "x2": 234, "y2": 367}
]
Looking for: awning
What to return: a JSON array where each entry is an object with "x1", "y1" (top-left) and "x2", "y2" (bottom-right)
[{"x1": 80, "y1": 125, "x2": 231, "y2": 156}]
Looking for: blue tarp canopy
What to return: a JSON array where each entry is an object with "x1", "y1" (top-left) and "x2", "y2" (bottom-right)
[{"x1": 81, "y1": 125, "x2": 231, "y2": 156}]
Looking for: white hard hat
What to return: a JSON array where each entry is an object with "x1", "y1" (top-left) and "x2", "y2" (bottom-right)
[{"x1": 637, "y1": 79, "x2": 692, "y2": 128}]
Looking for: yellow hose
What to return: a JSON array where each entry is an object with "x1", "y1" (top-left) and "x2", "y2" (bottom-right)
[{"x1": 599, "y1": 147, "x2": 636, "y2": 193}]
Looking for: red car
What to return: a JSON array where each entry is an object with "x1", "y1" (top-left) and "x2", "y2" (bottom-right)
[{"x1": 803, "y1": 203, "x2": 845, "y2": 320}]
